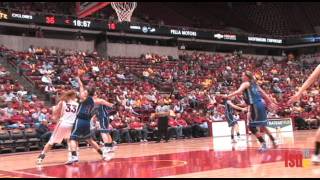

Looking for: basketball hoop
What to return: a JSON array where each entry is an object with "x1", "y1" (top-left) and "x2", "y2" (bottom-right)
[{"x1": 111, "y1": 2, "x2": 137, "y2": 22}]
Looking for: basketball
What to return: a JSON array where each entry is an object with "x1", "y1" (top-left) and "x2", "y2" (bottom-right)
[
  {"x1": 77, "y1": 69, "x2": 86, "y2": 76},
  {"x1": 150, "y1": 113, "x2": 156, "y2": 119},
  {"x1": 169, "y1": 110, "x2": 176, "y2": 117}
]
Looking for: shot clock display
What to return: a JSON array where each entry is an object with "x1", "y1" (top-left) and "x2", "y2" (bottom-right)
[{"x1": 72, "y1": 19, "x2": 91, "y2": 28}]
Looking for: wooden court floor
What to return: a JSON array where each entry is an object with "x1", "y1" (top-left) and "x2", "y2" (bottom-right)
[{"x1": 0, "y1": 130, "x2": 319, "y2": 178}]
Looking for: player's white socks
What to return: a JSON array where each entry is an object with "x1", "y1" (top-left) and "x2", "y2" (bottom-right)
[
  {"x1": 312, "y1": 155, "x2": 320, "y2": 163},
  {"x1": 77, "y1": 147, "x2": 80, "y2": 158}
]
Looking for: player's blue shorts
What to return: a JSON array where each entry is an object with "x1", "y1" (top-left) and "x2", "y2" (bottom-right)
[
  {"x1": 228, "y1": 120, "x2": 238, "y2": 127},
  {"x1": 226, "y1": 114, "x2": 238, "y2": 127},
  {"x1": 98, "y1": 117, "x2": 111, "y2": 134},
  {"x1": 248, "y1": 101, "x2": 268, "y2": 127},
  {"x1": 70, "y1": 118, "x2": 91, "y2": 140}
]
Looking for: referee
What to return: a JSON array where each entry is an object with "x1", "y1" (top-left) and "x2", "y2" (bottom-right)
[{"x1": 154, "y1": 98, "x2": 171, "y2": 143}]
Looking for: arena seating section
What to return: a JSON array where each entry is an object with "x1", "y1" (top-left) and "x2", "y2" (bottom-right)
[
  {"x1": 0, "y1": 46, "x2": 48, "y2": 153},
  {"x1": 0, "y1": 43, "x2": 320, "y2": 154}
]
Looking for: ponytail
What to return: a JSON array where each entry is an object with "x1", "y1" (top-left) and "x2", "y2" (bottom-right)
[
  {"x1": 59, "y1": 90, "x2": 77, "y2": 102},
  {"x1": 245, "y1": 71, "x2": 257, "y2": 86}
]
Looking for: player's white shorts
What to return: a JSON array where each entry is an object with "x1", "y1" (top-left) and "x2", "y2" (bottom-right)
[{"x1": 48, "y1": 122, "x2": 73, "y2": 145}]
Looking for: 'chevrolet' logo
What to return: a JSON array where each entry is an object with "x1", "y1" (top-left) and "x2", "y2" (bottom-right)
[{"x1": 214, "y1": 33, "x2": 223, "y2": 39}]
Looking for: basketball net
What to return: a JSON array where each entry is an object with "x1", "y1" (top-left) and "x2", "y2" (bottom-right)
[{"x1": 111, "y1": 2, "x2": 137, "y2": 22}]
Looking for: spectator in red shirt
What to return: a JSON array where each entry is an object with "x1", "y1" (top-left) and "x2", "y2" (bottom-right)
[
  {"x1": 192, "y1": 110, "x2": 210, "y2": 138},
  {"x1": 176, "y1": 113, "x2": 192, "y2": 138},
  {"x1": 111, "y1": 117, "x2": 132, "y2": 143},
  {"x1": 22, "y1": 98, "x2": 31, "y2": 109},
  {"x1": 0, "y1": 110, "x2": 9, "y2": 125},
  {"x1": 11, "y1": 97, "x2": 20, "y2": 109},
  {"x1": 48, "y1": 122, "x2": 56, "y2": 132},
  {"x1": 10, "y1": 111, "x2": 24, "y2": 124},
  {"x1": 181, "y1": 111, "x2": 193, "y2": 125},
  {"x1": 129, "y1": 117, "x2": 148, "y2": 142},
  {"x1": 168, "y1": 117, "x2": 182, "y2": 139},
  {"x1": 146, "y1": 118, "x2": 158, "y2": 141},
  {"x1": 6, "y1": 111, "x2": 25, "y2": 129}
]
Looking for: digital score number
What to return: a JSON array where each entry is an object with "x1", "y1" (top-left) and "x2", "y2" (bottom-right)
[
  {"x1": 46, "y1": 16, "x2": 56, "y2": 24},
  {"x1": 107, "y1": 23, "x2": 116, "y2": 30}
]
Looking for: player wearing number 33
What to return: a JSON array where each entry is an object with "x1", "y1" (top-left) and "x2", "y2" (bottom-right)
[{"x1": 37, "y1": 90, "x2": 79, "y2": 165}]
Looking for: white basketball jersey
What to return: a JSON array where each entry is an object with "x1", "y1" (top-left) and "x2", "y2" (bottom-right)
[{"x1": 59, "y1": 100, "x2": 79, "y2": 126}]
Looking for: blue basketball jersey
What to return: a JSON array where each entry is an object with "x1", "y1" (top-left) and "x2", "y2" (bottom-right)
[
  {"x1": 243, "y1": 83, "x2": 268, "y2": 127},
  {"x1": 243, "y1": 83, "x2": 263, "y2": 105},
  {"x1": 76, "y1": 96, "x2": 95, "y2": 120}
]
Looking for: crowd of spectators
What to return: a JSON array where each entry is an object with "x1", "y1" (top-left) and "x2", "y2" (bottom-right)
[
  {"x1": 0, "y1": 46, "x2": 57, "y2": 144},
  {"x1": 0, "y1": 45, "x2": 213, "y2": 144},
  {"x1": 1, "y1": 44, "x2": 320, "y2": 145},
  {"x1": 117, "y1": 51, "x2": 320, "y2": 130}
]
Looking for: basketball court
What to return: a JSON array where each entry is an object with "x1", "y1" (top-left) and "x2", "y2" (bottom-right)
[{"x1": 0, "y1": 130, "x2": 319, "y2": 178}]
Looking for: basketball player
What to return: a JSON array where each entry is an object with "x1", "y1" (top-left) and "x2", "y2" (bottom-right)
[
  {"x1": 224, "y1": 97, "x2": 247, "y2": 143},
  {"x1": 288, "y1": 64, "x2": 320, "y2": 163},
  {"x1": 36, "y1": 90, "x2": 79, "y2": 165},
  {"x1": 222, "y1": 71, "x2": 278, "y2": 151},
  {"x1": 67, "y1": 76, "x2": 114, "y2": 164}
]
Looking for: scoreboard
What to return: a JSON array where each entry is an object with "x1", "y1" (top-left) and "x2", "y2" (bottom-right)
[{"x1": 0, "y1": 9, "x2": 319, "y2": 46}]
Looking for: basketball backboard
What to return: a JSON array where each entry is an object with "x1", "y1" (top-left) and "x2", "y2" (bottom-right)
[{"x1": 76, "y1": 2, "x2": 110, "y2": 18}]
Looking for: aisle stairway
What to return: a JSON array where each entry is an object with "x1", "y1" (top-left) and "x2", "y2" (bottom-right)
[{"x1": 0, "y1": 56, "x2": 50, "y2": 106}]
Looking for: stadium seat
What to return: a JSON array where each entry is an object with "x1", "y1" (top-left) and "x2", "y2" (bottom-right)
[
  {"x1": 10, "y1": 129, "x2": 28, "y2": 152},
  {"x1": 0, "y1": 129, "x2": 15, "y2": 153},
  {"x1": 24, "y1": 128, "x2": 41, "y2": 151}
]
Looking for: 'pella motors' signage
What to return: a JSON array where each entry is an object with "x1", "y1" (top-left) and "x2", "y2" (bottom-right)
[{"x1": 170, "y1": 29, "x2": 197, "y2": 37}]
